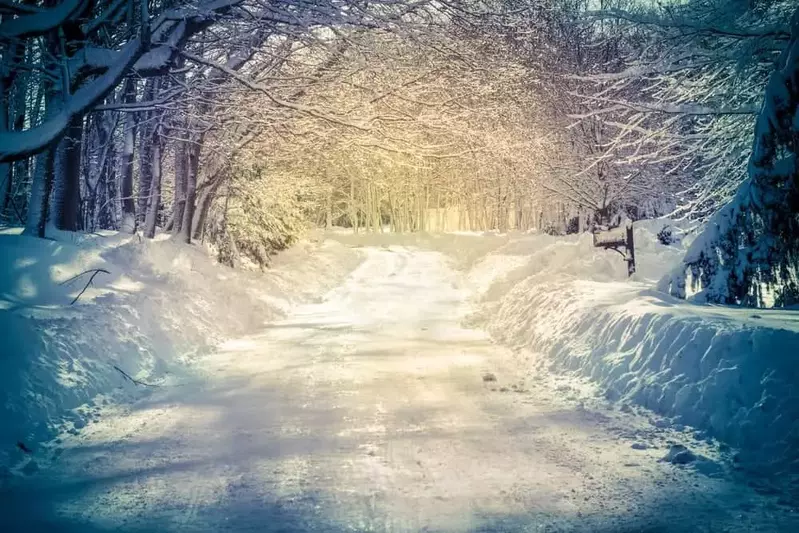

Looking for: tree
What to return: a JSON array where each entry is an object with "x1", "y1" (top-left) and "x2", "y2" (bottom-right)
[
  {"x1": 1, "y1": 0, "x2": 439, "y2": 238},
  {"x1": 660, "y1": 7, "x2": 799, "y2": 307},
  {"x1": 562, "y1": 0, "x2": 791, "y2": 225},
  {"x1": 0, "y1": 0, "x2": 250, "y2": 236},
  {"x1": 0, "y1": 0, "x2": 246, "y2": 162}
]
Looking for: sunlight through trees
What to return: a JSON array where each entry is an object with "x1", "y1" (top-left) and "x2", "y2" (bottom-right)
[{"x1": 0, "y1": 0, "x2": 796, "y2": 305}]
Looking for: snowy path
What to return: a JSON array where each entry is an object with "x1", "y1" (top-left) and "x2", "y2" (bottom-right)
[{"x1": 5, "y1": 247, "x2": 796, "y2": 532}]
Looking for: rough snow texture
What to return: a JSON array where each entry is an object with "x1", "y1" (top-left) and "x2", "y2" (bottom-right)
[
  {"x1": 473, "y1": 222, "x2": 799, "y2": 477},
  {"x1": 0, "y1": 228, "x2": 361, "y2": 476},
  {"x1": 5, "y1": 245, "x2": 797, "y2": 532}
]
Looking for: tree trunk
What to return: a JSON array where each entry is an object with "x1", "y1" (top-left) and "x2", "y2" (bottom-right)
[
  {"x1": 137, "y1": 79, "x2": 158, "y2": 223},
  {"x1": 119, "y1": 78, "x2": 137, "y2": 233},
  {"x1": 138, "y1": 135, "x2": 153, "y2": 225},
  {"x1": 179, "y1": 139, "x2": 200, "y2": 243},
  {"x1": 0, "y1": 77, "x2": 9, "y2": 220},
  {"x1": 0, "y1": 34, "x2": 27, "y2": 223},
  {"x1": 25, "y1": 27, "x2": 59, "y2": 238},
  {"x1": 144, "y1": 135, "x2": 163, "y2": 239},
  {"x1": 97, "y1": 114, "x2": 117, "y2": 231},
  {"x1": 0, "y1": 163, "x2": 11, "y2": 221},
  {"x1": 171, "y1": 132, "x2": 189, "y2": 235},
  {"x1": 349, "y1": 177, "x2": 358, "y2": 233},
  {"x1": 191, "y1": 189, "x2": 213, "y2": 242},
  {"x1": 25, "y1": 149, "x2": 55, "y2": 237},
  {"x1": 52, "y1": 116, "x2": 84, "y2": 231},
  {"x1": 192, "y1": 171, "x2": 225, "y2": 240}
]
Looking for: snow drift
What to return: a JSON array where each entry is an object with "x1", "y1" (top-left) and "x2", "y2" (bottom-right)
[
  {"x1": 472, "y1": 222, "x2": 799, "y2": 476},
  {"x1": 0, "y1": 229, "x2": 361, "y2": 478}
]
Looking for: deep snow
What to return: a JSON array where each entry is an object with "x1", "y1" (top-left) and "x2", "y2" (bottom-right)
[
  {"x1": 466, "y1": 223, "x2": 799, "y2": 492},
  {"x1": 2, "y1": 224, "x2": 799, "y2": 531},
  {"x1": 3, "y1": 244, "x2": 798, "y2": 532},
  {"x1": 0, "y1": 228, "x2": 362, "y2": 480}
]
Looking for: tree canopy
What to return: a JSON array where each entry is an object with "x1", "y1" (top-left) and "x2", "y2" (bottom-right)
[{"x1": 0, "y1": 0, "x2": 797, "y2": 306}]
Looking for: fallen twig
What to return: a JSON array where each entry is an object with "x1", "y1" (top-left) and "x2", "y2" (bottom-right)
[
  {"x1": 16, "y1": 441, "x2": 32, "y2": 454},
  {"x1": 112, "y1": 365, "x2": 160, "y2": 387},
  {"x1": 59, "y1": 268, "x2": 110, "y2": 305}
]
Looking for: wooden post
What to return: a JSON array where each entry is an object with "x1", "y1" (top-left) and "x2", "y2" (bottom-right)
[
  {"x1": 626, "y1": 224, "x2": 636, "y2": 276},
  {"x1": 591, "y1": 223, "x2": 636, "y2": 277}
]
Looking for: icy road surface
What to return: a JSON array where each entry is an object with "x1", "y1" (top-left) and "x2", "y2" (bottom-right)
[{"x1": 4, "y1": 247, "x2": 797, "y2": 532}]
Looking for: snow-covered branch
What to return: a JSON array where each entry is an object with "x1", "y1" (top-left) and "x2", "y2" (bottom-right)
[
  {"x1": 0, "y1": 0, "x2": 245, "y2": 163},
  {"x1": 567, "y1": 92, "x2": 759, "y2": 117},
  {"x1": 0, "y1": 0, "x2": 89, "y2": 39},
  {"x1": 180, "y1": 50, "x2": 373, "y2": 132}
]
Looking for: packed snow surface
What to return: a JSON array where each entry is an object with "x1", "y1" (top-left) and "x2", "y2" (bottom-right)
[{"x1": 2, "y1": 234, "x2": 798, "y2": 531}]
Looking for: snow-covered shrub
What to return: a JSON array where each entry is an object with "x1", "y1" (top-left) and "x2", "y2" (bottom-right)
[
  {"x1": 206, "y1": 165, "x2": 321, "y2": 269},
  {"x1": 542, "y1": 221, "x2": 564, "y2": 236}
]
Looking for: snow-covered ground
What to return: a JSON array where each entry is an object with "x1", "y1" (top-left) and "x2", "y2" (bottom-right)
[
  {"x1": 0, "y1": 228, "x2": 362, "y2": 480},
  {"x1": 2, "y1": 235, "x2": 798, "y2": 531},
  {"x1": 465, "y1": 223, "x2": 799, "y2": 495}
]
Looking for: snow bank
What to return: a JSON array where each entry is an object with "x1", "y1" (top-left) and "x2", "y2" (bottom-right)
[
  {"x1": 0, "y1": 229, "x2": 361, "y2": 477},
  {"x1": 473, "y1": 221, "x2": 799, "y2": 475}
]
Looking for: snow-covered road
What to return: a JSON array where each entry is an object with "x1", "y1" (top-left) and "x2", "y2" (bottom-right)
[{"x1": 5, "y1": 247, "x2": 796, "y2": 532}]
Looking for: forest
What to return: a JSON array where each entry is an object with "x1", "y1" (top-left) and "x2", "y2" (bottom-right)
[
  {"x1": 1, "y1": 0, "x2": 796, "y2": 307},
  {"x1": 3, "y1": 1, "x2": 799, "y2": 530}
]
